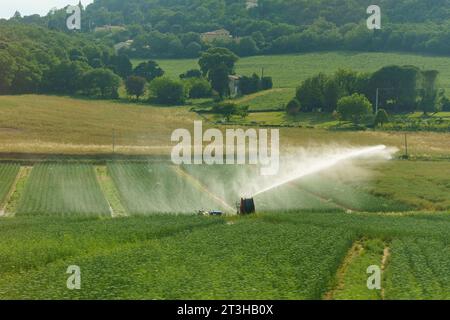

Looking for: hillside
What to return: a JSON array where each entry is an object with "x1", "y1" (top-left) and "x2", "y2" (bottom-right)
[{"x1": 11, "y1": 0, "x2": 450, "y2": 58}]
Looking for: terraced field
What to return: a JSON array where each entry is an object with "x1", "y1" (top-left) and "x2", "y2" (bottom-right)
[{"x1": 17, "y1": 163, "x2": 111, "y2": 217}]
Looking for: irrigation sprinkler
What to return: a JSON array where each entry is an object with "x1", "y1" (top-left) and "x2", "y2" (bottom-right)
[{"x1": 238, "y1": 198, "x2": 256, "y2": 215}]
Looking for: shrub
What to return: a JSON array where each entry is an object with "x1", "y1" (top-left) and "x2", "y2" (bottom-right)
[
  {"x1": 337, "y1": 93, "x2": 373, "y2": 124},
  {"x1": 261, "y1": 76, "x2": 273, "y2": 90},
  {"x1": 286, "y1": 99, "x2": 301, "y2": 115},
  {"x1": 374, "y1": 109, "x2": 389, "y2": 127},
  {"x1": 188, "y1": 78, "x2": 212, "y2": 98},
  {"x1": 81, "y1": 68, "x2": 121, "y2": 98},
  {"x1": 149, "y1": 77, "x2": 185, "y2": 105},
  {"x1": 126, "y1": 76, "x2": 147, "y2": 100}
]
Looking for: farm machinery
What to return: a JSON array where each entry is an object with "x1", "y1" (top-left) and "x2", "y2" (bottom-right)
[{"x1": 198, "y1": 198, "x2": 256, "y2": 216}]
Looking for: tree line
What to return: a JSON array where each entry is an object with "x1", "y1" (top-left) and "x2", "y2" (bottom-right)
[
  {"x1": 11, "y1": 0, "x2": 450, "y2": 59},
  {"x1": 289, "y1": 65, "x2": 445, "y2": 126}
]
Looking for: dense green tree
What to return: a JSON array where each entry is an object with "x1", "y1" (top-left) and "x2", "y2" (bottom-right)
[
  {"x1": 441, "y1": 96, "x2": 450, "y2": 112},
  {"x1": 296, "y1": 74, "x2": 328, "y2": 112},
  {"x1": 187, "y1": 78, "x2": 212, "y2": 99},
  {"x1": 337, "y1": 94, "x2": 373, "y2": 124},
  {"x1": 208, "y1": 65, "x2": 230, "y2": 99},
  {"x1": 374, "y1": 109, "x2": 389, "y2": 127},
  {"x1": 109, "y1": 54, "x2": 132, "y2": 79},
  {"x1": 185, "y1": 42, "x2": 202, "y2": 58},
  {"x1": 43, "y1": 61, "x2": 90, "y2": 94},
  {"x1": 149, "y1": 77, "x2": 185, "y2": 105},
  {"x1": 419, "y1": 70, "x2": 440, "y2": 115},
  {"x1": 239, "y1": 74, "x2": 261, "y2": 95},
  {"x1": 0, "y1": 52, "x2": 17, "y2": 93},
  {"x1": 212, "y1": 102, "x2": 239, "y2": 121},
  {"x1": 199, "y1": 48, "x2": 239, "y2": 77},
  {"x1": 125, "y1": 76, "x2": 147, "y2": 100},
  {"x1": 133, "y1": 61, "x2": 164, "y2": 82},
  {"x1": 286, "y1": 99, "x2": 301, "y2": 115},
  {"x1": 180, "y1": 69, "x2": 202, "y2": 79},
  {"x1": 261, "y1": 76, "x2": 273, "y2": 90},
  {"x1": 81, "y1": 68, "x2": 121, "y2": 98},
  {"x1": 369, "y1": 65, "x2": 420, "y2": 113}
]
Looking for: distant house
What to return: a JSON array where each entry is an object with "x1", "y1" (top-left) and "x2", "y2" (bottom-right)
[
  {"x1": 200, "y1": 29, "x2": 232, "y2": 43},
  {"x1": 94, "y1": 25, "x2": 126, "y2": 33},
  {"x1": 114, "y1": 40, "x2": 134, "y2": 53},
  {"x1": 246, "y1": 0, "x2": 258, "y2": 10},
  {"x1": 228, "y1": 75, "x2": 242, "y2": 98}
]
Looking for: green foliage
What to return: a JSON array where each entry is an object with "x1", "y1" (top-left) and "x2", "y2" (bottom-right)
[
  {"x1": 49, "y1": 0, "x2": 450, "y2": 59},
  {"x1": 211, "y1": 102, "x2": 247, "y2": 121},
  {"x1": 374, "y1": 109, "x2": 389, "y2": 127},
  {"x1": 149, "y1": 77, "x2": 185, "y2": 105},
  {"x1": 0, "y1": 22, "x2": 129, "y2": 97},
  {"x1": 81, "y1": 68, "x2": 121, "y2": 98},
  {"x1": 239, "y1": 73, "x2": 262, "y2": 95},
  {"x1": 179, "y1": 69, "x2": 202, "y2": 79},
  {"x1": 0, "y1": 164, "x2": 19, "y2": 206},
  {"x1": 133, "y1": 60, "x2": 164, "y2": 82},
  {"x1": 419, "y1": 70, "x2": 440, "y2": 114},
  {"x1": 370, "y1": 65, "x2": 420, "y2": 113},
  {"x1": 337, "y1": 94, "x2": 373, "y2": 124},
  {"x1": 261, "y1": 76, "x2": 274, "y2": 90},
  {"x1": 107, "y1": 163, "x2": 224, "y2": 214},
  {"x1": 186, "y1": 78, "x2": 212, "y2": 99},
  {"x1": 286, "y1": 98, "x2": 301, "y2": 115},
  {"x1": 109, "y1": 54, "x2": 133, "y2": 79},
  {"x1": 442, "y1": 96, "x2": 450, "y2": 112},
  {"x1": 125, "y1": 76, "x2": 146, "y2": 100},
  {"x1": 17, "y1": 163, "x2": 111, "y2": 217},
  {"x1": 198, "y1": 47, "x2": 239, "y2": 98},
  {"x1": 296, "y1": 73, "x2": 328, "y2": 112},
  {"x1": 385, "y1": 238, "x2": 450, "y2": 299}
]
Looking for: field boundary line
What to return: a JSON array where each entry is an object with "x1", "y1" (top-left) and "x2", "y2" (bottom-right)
[
  {"x1": 381, "y1": 246, "x2": 390, "y2": 300},
  {"x1": 323, "y1": 240, "x2": 363, "y2": 300},
  {"x1": 94, "y1": 166, "x2": 128, "y2": 218},
  {"x1": 0, "y1": 166, "x2": 27, "y2": 217},
  {"x1": 171, "y1": 166, "x2": 235, "y2": 213}
]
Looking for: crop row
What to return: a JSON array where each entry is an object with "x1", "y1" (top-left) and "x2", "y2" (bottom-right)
[
  {"x1": 0, "y1": 217, "x2": 354, "y2": 299},
  {"x1": 108, "y1": 162, "x2": 226, "y2": 215},
  {"x1": 0, "y1": 164, "x2": 19, "y2": 207},
  {"x1": 17, "y1": 163, "x2": 111, "y2": 216},
  {"x1": 384, "y1": 237, "x2": 450, "y2": 299}
]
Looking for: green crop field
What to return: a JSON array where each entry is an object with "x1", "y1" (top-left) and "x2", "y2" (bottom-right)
[
  {"x1": 0, "y1": 164, "x2": 19, "y2": 208},
  {"x1": 108, "y1": 162, "x2": 229, "y2": 214},
  {"x1": 17, "y1": 163, "x2": 111, "y2": 217},
  {"x1": 0, "y1": 211, "x2": 449, "y2": 299}
]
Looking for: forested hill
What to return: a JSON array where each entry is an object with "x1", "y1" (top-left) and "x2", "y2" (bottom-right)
[{"x1": 8, "y1": 0, "x2": 450, "y2": 58}]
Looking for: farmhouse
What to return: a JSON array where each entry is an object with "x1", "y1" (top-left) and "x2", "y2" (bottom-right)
[
  {"x1": 228, "y1": 75, "x2": 242, "y2": 98},
  {"x1": 113, "y1": 40, "x2": 133, "y2": 53},
  {"x1": 200, "y1": 29, "x2": 232, "y2": 43}
]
